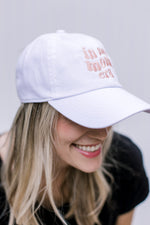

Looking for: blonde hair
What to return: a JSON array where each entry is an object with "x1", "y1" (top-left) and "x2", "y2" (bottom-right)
[{"x1": 2, "y1": 103, "x2": 113, "y2": 225}]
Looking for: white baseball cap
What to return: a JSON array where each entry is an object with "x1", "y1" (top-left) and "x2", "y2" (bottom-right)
[{"x1": 16, "y1": 30, "x2": 150, "y2": 128}]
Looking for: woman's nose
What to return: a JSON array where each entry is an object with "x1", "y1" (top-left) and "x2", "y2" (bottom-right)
[{"x1": 86, "y1": 127, "x2": 111, "y2": 140}]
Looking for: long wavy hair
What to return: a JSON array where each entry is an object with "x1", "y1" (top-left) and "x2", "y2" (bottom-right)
[{"x1": 1, "y1": 102, "x2": 113, "y2": 225}]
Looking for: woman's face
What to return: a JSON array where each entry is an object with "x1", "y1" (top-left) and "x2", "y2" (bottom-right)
[{"x1": 54, "y1": 114, "x2": 111, "y2": 173}]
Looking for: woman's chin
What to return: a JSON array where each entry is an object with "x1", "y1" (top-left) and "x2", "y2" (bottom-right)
[{"x1": 73, "y1": 159, "x2": 103, "y2": 173}]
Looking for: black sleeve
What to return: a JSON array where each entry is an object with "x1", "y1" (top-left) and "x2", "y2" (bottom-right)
[{"x1": 109, "y1": 132, "x2": 149, "y2": 215}]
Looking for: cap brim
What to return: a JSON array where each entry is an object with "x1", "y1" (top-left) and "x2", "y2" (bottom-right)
[{"x1": 48, "y1": 87, "x2": 150, "y2": 128}]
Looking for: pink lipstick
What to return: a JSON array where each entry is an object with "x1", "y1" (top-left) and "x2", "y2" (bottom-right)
[{"x1": 73, "y1": 146, "x2": 101, "y2": 158}]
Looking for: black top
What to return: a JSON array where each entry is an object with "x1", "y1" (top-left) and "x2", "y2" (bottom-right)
[{"x1": 0, "y1": 132, "x2": 149, "y2": 225}]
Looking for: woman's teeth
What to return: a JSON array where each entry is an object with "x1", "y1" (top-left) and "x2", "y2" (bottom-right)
[{"x1": 74, "y1": 144, "x2": 101, "y2": 152}]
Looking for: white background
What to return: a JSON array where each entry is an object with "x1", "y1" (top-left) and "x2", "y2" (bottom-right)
[{"x1": 0, "y1": 1, "x2": 150, "y2": 224}]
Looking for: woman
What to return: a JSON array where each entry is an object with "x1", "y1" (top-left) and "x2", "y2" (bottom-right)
[{"x1": 0, "y1": 30, "x2": 150, "y2": 225}]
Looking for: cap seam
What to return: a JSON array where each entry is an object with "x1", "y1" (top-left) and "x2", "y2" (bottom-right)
[
  {"x1": 20, "y1": 86, "x2": 122, "y2": 103},
  {"x1": 49, "y1": 86, "x2": 122, "y2": 101},
  {"x1": 47, "y1": 35, "x2": 57, "y2": 95}
]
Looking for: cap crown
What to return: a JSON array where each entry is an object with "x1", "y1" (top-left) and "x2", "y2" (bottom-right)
[{"x1": 16, "y1": 30, "x2": 121, "y2": 103}]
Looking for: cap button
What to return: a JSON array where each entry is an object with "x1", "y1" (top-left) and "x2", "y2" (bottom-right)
[{"x1": 56, "y1": 30, "x2": 65, "y2": 33}]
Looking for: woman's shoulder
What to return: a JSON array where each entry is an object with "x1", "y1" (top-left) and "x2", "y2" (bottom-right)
[
  {"x1": 110, "y1": 132, "x2": 144, "y2": 172},
  {"x1": 111, "y1": 131, "x2": 141, "y2": 153},
  {"x1": 107, "y1": 132, "x2": 149, "y2": 214}
]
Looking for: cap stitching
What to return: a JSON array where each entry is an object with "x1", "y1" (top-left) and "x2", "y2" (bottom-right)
[{"x1": 20, "y1": 86, "x2": 122, "y2": 103}]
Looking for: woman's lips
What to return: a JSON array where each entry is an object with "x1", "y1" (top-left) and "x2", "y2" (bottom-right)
[{"x1": 72, "y1": 144, "x2": 102, "y2": 158}]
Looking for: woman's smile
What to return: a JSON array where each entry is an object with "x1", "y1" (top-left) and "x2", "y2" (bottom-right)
[
  {"x1": 72, "y1": 143, "x2": 102, "y2": 158},
  {"x1": 55, "y1": 114, "x2": 111, "y2": 173},
  {"x1": 72, "y1": 143, "x2": 101, "y2": 151}
]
